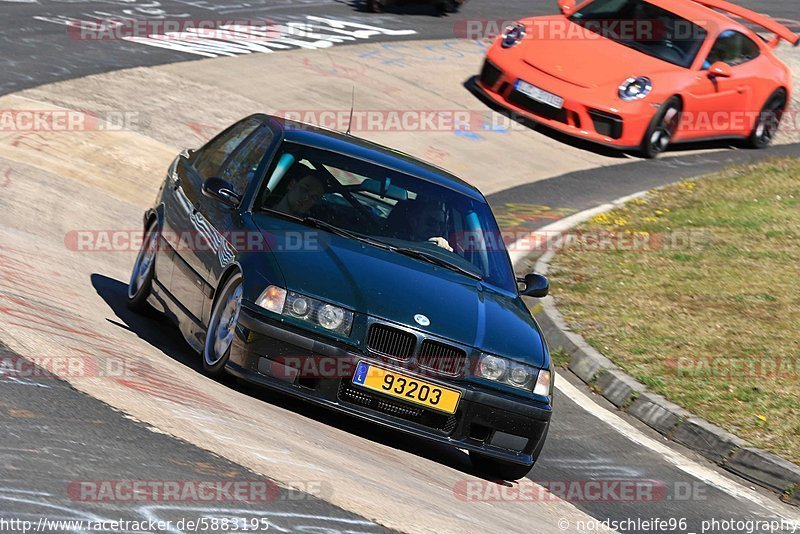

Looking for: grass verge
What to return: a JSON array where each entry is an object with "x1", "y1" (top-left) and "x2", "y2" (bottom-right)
[{"x1": 547, "y1": 158, "x2": 800, "y2": 463}]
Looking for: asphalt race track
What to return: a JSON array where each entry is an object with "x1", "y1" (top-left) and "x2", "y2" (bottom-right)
[
  {"x1": 1, "y1": 1, "x2": 800, "y2": 533},
  {"x1": 2, "y1": 0, "x2": 797, "y2": 94}
]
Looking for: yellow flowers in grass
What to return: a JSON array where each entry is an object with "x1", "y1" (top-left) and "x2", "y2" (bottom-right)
[{"x1": 592, "y1": 213, "x2": 612, "y2": 225}]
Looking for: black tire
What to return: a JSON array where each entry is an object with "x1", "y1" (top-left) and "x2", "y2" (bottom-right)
[
  {"x1": 127, "y1": 220, "x2": 159, "y2": 312},
  {"x1": 469, "y1": 452, "x2": 533, "y2": 481},
  {"x1": 639, "y1": 96, "x2": 682, "y2": 159},
  {"x1": 202, "y1": 272, "x2": 243, "y2": 377},
  {"x1": 438, "y1": 0, "x2": 460, "y2": 13},
  {"x1": 746, "y1": 89, "x2": 787, "y2": 149}
]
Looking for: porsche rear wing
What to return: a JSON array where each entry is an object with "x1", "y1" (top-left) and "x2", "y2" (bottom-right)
[{"x1": 691, "y1": 0, "x2": 799, "y2": 47}]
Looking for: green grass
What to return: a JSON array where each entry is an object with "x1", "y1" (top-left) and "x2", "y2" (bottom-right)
[{"x1": 547, "y1": 158, "x2": 800, "y2": 463}]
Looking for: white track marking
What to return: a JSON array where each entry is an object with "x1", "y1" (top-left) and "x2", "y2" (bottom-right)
[
  {"x1": 511, "y1": 192, "x2": 800, "y2": 521},
  {"x1": 555, "y1": 376, "x2": 800, "y2": 520},
  {"x1": 34, "y1": 14, "x2": 417, "y2": 58}
]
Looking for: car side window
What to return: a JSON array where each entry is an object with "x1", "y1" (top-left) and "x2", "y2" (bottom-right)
[
  {"x1": 218, "y1": 126, "x2": 275, "y2": 196},
  {"x1": 703, "y1": 30, "x2": 760, "y2": 69},
  {"x1": 194, "y1": 118, "x2": 262, "y2": 179}
]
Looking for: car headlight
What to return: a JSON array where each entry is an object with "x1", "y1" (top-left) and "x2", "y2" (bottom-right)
[
  {"x1": 475, "y1": 353, "x2": 550, "y2": 394},
  {"x1": 256, "y1": 287, "x2": 354, "y2": 336},
  {"x1": 618, "y1": 76, "x2": 652, "y2": 101},
  {"x1": 478, "y1": 354, "x2": 507, "y2": 380},
  {"x1": 501, "y1": 22, "x2": 526, "y2": 48}
]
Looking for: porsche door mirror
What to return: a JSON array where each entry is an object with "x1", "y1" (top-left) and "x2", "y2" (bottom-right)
[
  {"x1": 558, "y1": 0, "x2": 576, "y2": 15},
  {"x1": 708, "y1": 61, "x2": 733, "y2": 78}
]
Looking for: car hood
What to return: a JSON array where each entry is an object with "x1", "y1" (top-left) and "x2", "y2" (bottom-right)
[
  {"x1": 518, "y1": 16, "x2": 679, "y2": 88},
  {"x1": 252, "y1": 215, "x2": 546, "y2": 367}
]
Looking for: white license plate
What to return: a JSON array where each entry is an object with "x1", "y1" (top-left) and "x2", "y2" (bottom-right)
[{"x1": 515, "y1": 80, "x2": 564, "y2": 109}]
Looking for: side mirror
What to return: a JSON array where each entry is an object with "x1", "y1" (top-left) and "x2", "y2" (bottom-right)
[
  {"x1": 708, "y1": 61, "x2": 732, "y2": 78},
  {"x1": 558, "y1": 0, "x2": 576, "y2": 15},
  {"x1": 517, "y1": 273, "x2": 549, "y2": 298},
  {"x1": 202, "y1": 177, "x2": 241, "y2": 209}
]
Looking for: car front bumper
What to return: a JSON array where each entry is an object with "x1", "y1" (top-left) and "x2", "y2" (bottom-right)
[
  {"x1": 228, "y1": 306, "x2": 551, "y2": 467},
  {"x1": 475, "y1": 55, "x2": 658, "y2": 151}
]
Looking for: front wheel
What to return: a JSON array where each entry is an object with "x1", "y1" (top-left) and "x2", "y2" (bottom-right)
[
  {"x1": 438, "y1": 0, "x2": 461, "y2": 13},
  {"x1": 746, "y1": 89, "x2": 787, "y2": 149},
  {"x1": 367, "y1": 0, "x2": 385, "y2": 12},
  {"x1": 202, "y1": 272, "x2": 243, "y2": 377},
  {"x1": 639, "y1": 96, "x2": 682, "y2": 159},
  {"x1": 127, "y1": 220, "x2": 159, "y2": 312},
  {"x1": 469, "y1": 452, "x2": 533, "y2": 481}
]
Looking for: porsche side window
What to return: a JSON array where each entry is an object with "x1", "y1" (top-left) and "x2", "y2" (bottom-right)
[
  {"x1": 704, "y1": 30, "x2": 760, "y2": 69},
  {"x1": 194, "y1": 118, "x2": 262, "y2": 179},
  {"x1": 739, "y1": 34, "x2": 760, "y2": 63},
  {"x1": 218, "y1": 126, "x2": 275, "y2": 196}
]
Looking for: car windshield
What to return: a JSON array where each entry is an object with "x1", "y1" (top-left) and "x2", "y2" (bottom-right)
[
  {"x1": 569, "y1": 0, "x2": 707, "y2": 68},
  {"x1": 256, "y1": 141, "x2": 517, "y2": 292}
]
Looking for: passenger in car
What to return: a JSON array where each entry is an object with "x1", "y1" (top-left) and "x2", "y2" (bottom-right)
[{"x1": 271, "y1": 171, "x2": 327, "y2": 217}]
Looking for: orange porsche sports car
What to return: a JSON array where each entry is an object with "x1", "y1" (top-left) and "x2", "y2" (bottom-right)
[{"x1": 475, "y1": 0, "x2": 798, "y2": 157}]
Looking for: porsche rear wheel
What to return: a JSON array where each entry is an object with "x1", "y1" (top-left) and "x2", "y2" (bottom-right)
[
  {"x1": 640, "y1": 96, "x2": 682, "y2": 159},
  {"x1": 746, "y1": 89, "x2": 787, "y2": 149}
]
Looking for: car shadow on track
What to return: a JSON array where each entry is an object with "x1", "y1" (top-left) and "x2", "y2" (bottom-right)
[
  {"x1": 92, "y1": 273, "x2": 205, "y2": 374},
  {"x1": 463, "y1": 76, "x2": 742, "y2": 159},
  {"x1": 92, "y1": 273, "x2": 516, "y2": 485}
]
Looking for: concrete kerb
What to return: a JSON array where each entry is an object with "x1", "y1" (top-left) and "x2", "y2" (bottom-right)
[{"x1": 523, "y1": 190, "x2": 800, "y2": 506}]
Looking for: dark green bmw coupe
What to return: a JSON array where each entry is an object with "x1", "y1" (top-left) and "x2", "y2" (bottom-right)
[{"x1": 128, "y1": 114, "x2": 553, "y2": 480}]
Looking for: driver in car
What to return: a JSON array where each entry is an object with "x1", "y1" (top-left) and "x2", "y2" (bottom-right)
[
  {"x1": 409, "y1": 201, "x2": 453, "y2": 252},
  {"x1": 271, "y1": 171, "x2": 327, "y2": 217}
]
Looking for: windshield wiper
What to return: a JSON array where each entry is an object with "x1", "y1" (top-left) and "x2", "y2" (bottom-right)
[
  {"x1": 260, "y1": 209, "x2": 482, "y2": 280},
  {"x1": 395, "y1": 247, "x2": 482, "y2": 281},
  {"x1": 301, "y1": 217, "x2": 396, "y2": 251}
]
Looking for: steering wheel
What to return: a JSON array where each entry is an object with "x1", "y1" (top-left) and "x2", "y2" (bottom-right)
[{"x1": 663, "y1": 40, "x2": 688, "y2": 61}]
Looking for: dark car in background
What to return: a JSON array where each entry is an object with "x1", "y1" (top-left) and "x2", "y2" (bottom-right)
[
  {"x1": 127, "y1": 114, "x2": 553, "y2": 480},
  {"x1": 368, "y1": 0, "x2": 465, "y2": 14}
]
